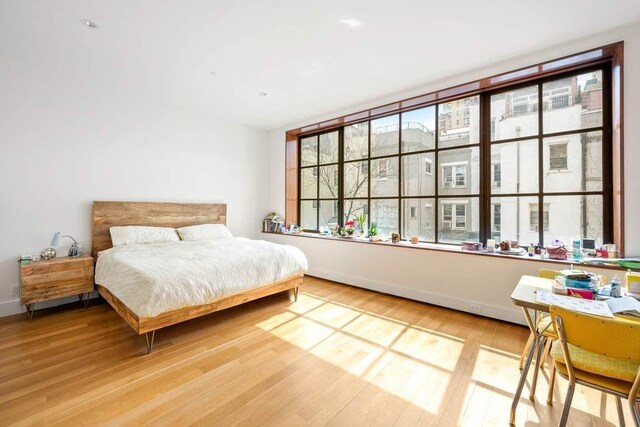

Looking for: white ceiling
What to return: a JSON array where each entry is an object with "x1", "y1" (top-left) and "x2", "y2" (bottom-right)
[{"x1": 2, "y1": 0, "x2": 640, "y2": 130}]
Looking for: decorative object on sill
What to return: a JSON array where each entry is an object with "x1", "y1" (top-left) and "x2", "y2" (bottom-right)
[
  {"x1": 572, "y1": 238, "x2": 582, "y2": 261},
  {"x1": 534, "y1": 243, "x2": 542, "y2": 255},
  {"x1": 331, "y1": 224, "x2": 341, "y2": 237},
  {"x1": 546, "y1": 244, "x2": 568, "y2": 260},
  {"x1": 499, "y1": 247, "x2": 527, "y2": 256},
  {"x1": 282, "y1": 224, "x2": 302, "y2": 235},
  {"x1": 391, "y1": 232, "x2": 400, "y2": 243},
  {"x1": 410, "y1": 236, "x2": 419, "y2": 244},
  {"x1": 461, "y1": 241, "x2": 481, "y2": 251},
  {"x1": 528, "y1": 243, "x2": 535, "y2": 257},
  {"x1": 509, "y1": 240, "x2": 519, "y2": 249},
  {"x1": 50, "y1": 232, "x2": 82, "y2": 257},
  {"x1": 499, "y1": 240, "x2": 511, "y2": 251},
  {"x1": 368, "y1": 223, "x2": 380, "y2": 242},
  {"x1": 40, "y1": 247, "x2": 56, "y2": 260},
  {"x1": 19, "y1": 254, "x2": 32, "y2": 265},
  {"x1": 354, "y1": 212, "x2": 367, "y2": 236},
  {"x1": 486, "y1": 239, "x2": 496, "y2": 253},
  {"x1": 263, "y1": 212, "x2": 284, "y2": 233},
  {"x1": 343, "y1": 220, "x2": 355, "y2": 236}
]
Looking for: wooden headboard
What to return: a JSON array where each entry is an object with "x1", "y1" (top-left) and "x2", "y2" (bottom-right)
[{"x1": 91, "y1": 201, "x2": 227, "y2": 257}]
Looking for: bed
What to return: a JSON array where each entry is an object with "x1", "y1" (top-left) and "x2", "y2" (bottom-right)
[{"x1": 91, "y1": 201, "x2": 307, "y2": 353}]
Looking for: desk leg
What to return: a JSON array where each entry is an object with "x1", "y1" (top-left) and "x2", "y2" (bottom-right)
[{"x1": 510, "y1": 307, "x2": 538, "y2": 426}]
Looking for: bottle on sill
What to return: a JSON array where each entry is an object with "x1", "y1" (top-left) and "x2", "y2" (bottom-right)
[
  {"x1": 528, "y1": 243, "x2": 535, "y2": 257},
  {"x1": 572, "y1": 239, "x2": 582, "y2": 261}
]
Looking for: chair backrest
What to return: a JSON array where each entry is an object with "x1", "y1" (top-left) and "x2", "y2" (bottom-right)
[
  {"x1": 550, "y1": 305, "x2": 640, "y2": 361},
  {"x1": 539, "y1": 269, "x2": 561, "y2": 280}
]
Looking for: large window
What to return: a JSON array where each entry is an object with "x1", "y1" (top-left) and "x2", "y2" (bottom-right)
[{"x1": 298, "y1": 65, "x2": 612, "y2": 246}]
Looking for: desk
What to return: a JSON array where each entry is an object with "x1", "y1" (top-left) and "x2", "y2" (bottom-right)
[{"x1": 509, "y1": 275, "x2": 639, "y2": 425}]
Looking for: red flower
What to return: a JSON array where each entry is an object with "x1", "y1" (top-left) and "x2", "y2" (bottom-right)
[{"x1": 345, "y1": 220, "x2": 354, "y2": 227}]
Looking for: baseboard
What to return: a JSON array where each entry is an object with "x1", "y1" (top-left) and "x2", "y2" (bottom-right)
[
  {"x1": 307, "y1": 267, "x2": 526, "y2": 326},
  {"x1": 0, "y1": 291, "x2": 99, "y2": 318}
]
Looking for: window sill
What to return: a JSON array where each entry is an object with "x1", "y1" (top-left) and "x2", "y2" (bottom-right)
[{"x1": 261, "y1": 231, "x2": 628, "y2": 271}]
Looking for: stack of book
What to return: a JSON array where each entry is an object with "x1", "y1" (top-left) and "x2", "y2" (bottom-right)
[{"x1": 263, "y1": 212, "x2": 284, "y2": 233}]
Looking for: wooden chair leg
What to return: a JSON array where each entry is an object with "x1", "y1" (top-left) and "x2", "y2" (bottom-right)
[
  {"x1": 520, "y1": 332, "x2": 534, "y2": 370},
  {"x1": 559, "y1": 383, "x2": 575, "y2": 427},
  {"x1": 529, "y1": 336, "x2": 546, "y2": 400},
  {"x1": 541, "y1": 338, "x2": 552, "y2": 369},
  {"x1": 547, "y1": 364, "x2": 556, "y2": 406}
]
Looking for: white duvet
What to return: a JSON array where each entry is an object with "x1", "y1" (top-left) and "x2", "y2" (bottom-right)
[{"x1": 95, "y1": 238, "x2": 308, "y2": 317}]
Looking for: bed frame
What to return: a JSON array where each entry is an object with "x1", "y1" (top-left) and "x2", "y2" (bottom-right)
[{"x1": 91, "y1": 201, "x2": 303, "y2": 354}]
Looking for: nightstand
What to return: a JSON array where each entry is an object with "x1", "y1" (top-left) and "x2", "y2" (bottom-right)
[{"x1": 20, "y1": 255, "x2": 94, "y2": 319}]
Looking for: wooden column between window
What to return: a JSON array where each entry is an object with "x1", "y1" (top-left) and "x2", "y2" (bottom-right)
[
  {"x1": 285, "y1": 130, "x2": 299, "y2": 227},
  {"x1": 611, "y1": 44, "x2": 624, "y2": 255}
]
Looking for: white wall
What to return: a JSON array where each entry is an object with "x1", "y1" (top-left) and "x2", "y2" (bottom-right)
[
  {"x1": 263, "y1": 23, "x2": 640, "y2": 324},
  {"x1": 0, "y1": 56, "x2": 269, "y2": 316}
]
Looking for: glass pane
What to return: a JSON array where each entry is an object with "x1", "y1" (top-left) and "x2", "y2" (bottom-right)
[
  {"x1": 543, "y1": 131, "x2": 603, "y2": 192},
  {"x1": 438, "y1": 197, "x2": 479, "y2": 244},
  {"x1": 371, "y1": 115, "x2": 399, "y2": 157},
  {"x1": 490, "y1": 139, "x2": 539, "y2": 194},
  {"x1": 300, "y1": 200, "x2": 317, "y2": 230},
  {"x1": 300, "y1": 167, "x2": 317, "y2": 198},
  {"x1": 543, "y1": 70, "x2": 602, "y2": 134},
  {"x1": 490, "y1": 86, "x2": 538, "y2": 141},
  {"x1": 344, "y1": 122, "x2": 369, "y2": 161},
  {"x1": 489, "y1": 196, "x2": 539, "y2": 244},
  {"x1": 319, "y1": 165, "x2": 338, "y2": 198},
  {"x1": 402, "y1": 198, "x2": 435, "y2": 242},
  {"x1": 319, "y1": 200, "x2": 339, "y2": 229},
  {"x1": 371, "y1": 157, "x2": 399, "y2": 197},
  {"x1": 301, "y1": 136, "x2": 318, "y2": 166},
  {"x1": 370, "y1": 199, "x2": 399, "y2": 238},
  {"x1": 401, "y1": 152, "x2": 435, "y2": 196},
  {"x1": 402, "y1": 106, "x2": 436, "y2": 152},
  {"x1": 438, "y1": 147, "x2": 479, "y2": 196},
  {"x1": 438, "y1": 95, "x2": 480, "y2": 148},
  {"x1": 343, "y1": 199, "x2": 368, "y2": 225},
  {"x1": 543, "y1": 195, "x2": 603, "y2": 246},
  {"x1": 319, "y1": 131, "x2": 339, "y2": 164},
  {"x1": 344, "y1": 161, "x2": 368, "y2": 198}
]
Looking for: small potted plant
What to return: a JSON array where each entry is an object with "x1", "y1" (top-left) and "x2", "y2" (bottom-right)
[
  {"x1": 354, "y1": 212, "x2": 367, "y2": 237},
  {"x1": 343, "y1": 219, "x2": 356, "y2": 237},
  {"x1": 368, "y1": 223, "x2": 381, "y2": 242}
]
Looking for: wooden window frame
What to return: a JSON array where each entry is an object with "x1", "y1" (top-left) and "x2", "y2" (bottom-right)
[{"x1": 285, "y1": 42, "x2": 624, "y2": 254}]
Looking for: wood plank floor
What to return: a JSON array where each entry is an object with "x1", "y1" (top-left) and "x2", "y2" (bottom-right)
[{"x1": 0, "y1": 276, "x2": 635, "y2": 426}]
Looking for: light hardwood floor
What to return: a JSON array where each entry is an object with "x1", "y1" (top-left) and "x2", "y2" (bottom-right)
[{"x1": 0, "y1": 276, "x2": 635, "y2": 426}]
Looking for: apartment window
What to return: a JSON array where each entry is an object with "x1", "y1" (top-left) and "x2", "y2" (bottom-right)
[
  {"x1": 425, "y1": 158, "x2": 432, "y2": 175},
  {"x1": 298, "y1": 62, "x2": 612, "y2": 248},
  {"x1": 492, "y1": 163, "x2": 501, "y2": 187},
  {"x1": 492, "y1": 204, "x2": 501, "y2": 240},
  {"x1": 442, "y1": 203, "x2": 467, "y2": 230},
  {"x1": 549, "y1": 143, "x2": 568, "y2": 170},
  {"x1": 442, "y1": 164, "x2": 467, "y2": 188},
  {"x1": 530, "y1": 204, "x2": 550, "y2": 232}
]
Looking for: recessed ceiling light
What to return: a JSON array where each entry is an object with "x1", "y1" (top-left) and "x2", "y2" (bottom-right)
[
  {"x1": 258, "y1": 92, "x2": 268, "y2": 97},
  {"x1": 339, "y1": 18, "x2": 362, "y2": 28},
  {"x1": 80, "y1": 19, "x2": 98, "y2": 29},
  {"x1": 209, "y1": 71, "x2": 217, "y2": 76}
]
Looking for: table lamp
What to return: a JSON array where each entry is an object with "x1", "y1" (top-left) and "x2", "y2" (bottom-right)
[{"x1": 51, "y1": 232, "x2": 82, "y2": 257}]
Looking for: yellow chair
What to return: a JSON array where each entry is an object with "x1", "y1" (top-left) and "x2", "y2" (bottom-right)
[{"x1": 549, "y1": 305, "x2": 640, "y2": 426}]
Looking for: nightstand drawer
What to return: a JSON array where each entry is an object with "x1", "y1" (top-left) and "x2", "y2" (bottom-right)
[{"x1": 20, "y1": 255, "x2": 94, "y2": 305}]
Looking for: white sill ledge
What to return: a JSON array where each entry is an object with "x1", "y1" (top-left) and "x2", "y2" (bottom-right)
[{"x1": 261, "y1": 231, "x2": 627, "y2": 272}]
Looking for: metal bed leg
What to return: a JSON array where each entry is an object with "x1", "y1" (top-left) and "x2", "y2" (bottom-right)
[
  {"x1": 144, "y1": 331, "x2": 156, "y2": 354},
  {"x1": 26, "y1": 304, "x2": 34, "y2": 320},
  {"x1": 294, "y1": 286, "x2": 299, "y2": 302}
]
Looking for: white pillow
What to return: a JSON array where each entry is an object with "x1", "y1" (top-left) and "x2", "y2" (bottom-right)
[
  {"x1": 176, "y1": 224, "x2": 233, "y2": 241},
  {"x1": 110, "y1": 226, "x2": 179, "y2": 246}
]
